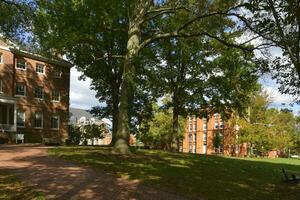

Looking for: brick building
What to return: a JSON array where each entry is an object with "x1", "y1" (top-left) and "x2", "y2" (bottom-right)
[
  {"x1": 181, "y1": 114, "x2": 247, "y2": 156},
  {"x1": 0, "y1": 39, "x2": 72, "y2": 143}
]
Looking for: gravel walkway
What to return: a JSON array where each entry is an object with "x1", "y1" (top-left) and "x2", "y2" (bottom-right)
[{"x1": 0, "y1": 144, "x2": 202, "y2": 200}]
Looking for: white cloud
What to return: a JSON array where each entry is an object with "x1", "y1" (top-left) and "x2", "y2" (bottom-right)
[
  {"x1": 70, "y1": 68, "x2": 99, "y2": 110},
  {"x1": 259, "y1": 76, "x2": 300, "y2": 115}
]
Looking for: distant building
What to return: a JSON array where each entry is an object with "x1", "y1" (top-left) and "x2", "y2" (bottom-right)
[
  {"x1": 69, "y1": 107, "x2": 112, "y2": 145},
  {"x1": 181, "y1": 114, "x2": 247, "y2": 157},
  {"x1": 0, "y1": 38, "x2": 71, "y2": 144}
]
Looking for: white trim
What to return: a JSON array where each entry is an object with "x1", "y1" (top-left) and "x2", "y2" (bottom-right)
[
  {"x1": 15, "y1": 83, "x2": 26, "y2": 96},
  {"x1": 15, "y1": 95, "x2": 26, "y2": 98},
  {"x1": 15, "y1": 58, "x2": 27, "y2": 70},
  {"x1": 51, "y1": 90, "x2": 60, "y2": 102},
  {"x1": 0, "y1": 79, "x2": 2, "y2": 93},
  {"x1": 34, "y1": 86, "x2": 44, "y2": 99},
  {"x1": 36, "y1": 63, "x2": 45, "y2": 75},
  {"x1": 0, "y1": 45, "x2": 10, "y2": 51},
  {"x1": 0, "y1": 53, "x2": 3, "y2": 64}
]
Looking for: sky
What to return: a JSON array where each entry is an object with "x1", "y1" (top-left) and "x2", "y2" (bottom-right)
[{"x1": 70, "y1": 67, "x2": 300, "y2": 116}]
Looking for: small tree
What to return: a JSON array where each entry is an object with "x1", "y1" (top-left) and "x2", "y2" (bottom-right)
[
  {"x1": 81, "y1": 124, "x2": 106, "y2": 145},
  {"x1": 67, "y1": 125, "x2": 81, "y2": 145},
  {"x1": 213, "y1": 132, "x2": 222, "y2": 153}
]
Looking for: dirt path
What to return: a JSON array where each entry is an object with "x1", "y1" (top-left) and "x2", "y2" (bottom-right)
[{"x1": 0, "y1": 145, "x2": 200, "y2": 200}]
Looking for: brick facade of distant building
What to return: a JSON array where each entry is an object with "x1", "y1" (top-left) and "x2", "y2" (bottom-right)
[
  {"x1": 0, "y1": 39, "x2": 71, "y2": 143},
  {"x1": 181, "y1": 114, "x2": 248, "y2": 156}
]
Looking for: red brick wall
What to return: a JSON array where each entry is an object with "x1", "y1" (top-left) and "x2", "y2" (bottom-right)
[
  {"x1": 0, "y1": 47, "x2": 70, "y2": 143},
  {"x1": 182, "y1": 115, "x2": 247, "y2": 157}
]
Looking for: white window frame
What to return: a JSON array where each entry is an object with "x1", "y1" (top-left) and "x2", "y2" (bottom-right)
[
  {"x1": 17, "y1": 110, "x2": 25, "y2": 128},
  {"x1": 51, "y1": 90, "x2": 60, "y2": 102},
  {"x1": 16, "y1": 58, "x2": 27, "y2": 70},
  {"x1": 193, "y1": 123, "x2": 197, "y2": 131},
  {"x1": 193, "y1": 115, "x2": 196, "y2": 121},
  {"x1": 34, "y1": 112, "x2": 43, "y2": 129},
  {"x1": 0, "y1": 54, "x2": 3, "y2": 64},
  {"x1": 220, "y1": 121, "x2": 224, "y2": 129},
  {"x1": 51, "y1": 115, "x2": 60, "y2": 130},
  {"x1": 214, "y1": 122, "x2": 219, "y2": 129},
  {"x1": 189, "y1": 123, "x2": 192, "y2": 132},
  {"x1": 203, "y1": 131, "x2": 207, "y2": 141},
  {"x1": 214, "y1": 113, "x2": 219, "y2": 120},
  {"x1": 203, "y1": 123, "x2": 207, "y2": 130},
  {"x1": 36, "y1": 63, "x2": 45, "y2": 74},
  {"x1": 0, "y1": 79, "x2": 2, "y2": 93},
  {"x1": 15, "y1": 83, "x2": 26, "y2": 96},
  {"x1": 34, "y1": 86, "x2": 44, "y2": 100}
]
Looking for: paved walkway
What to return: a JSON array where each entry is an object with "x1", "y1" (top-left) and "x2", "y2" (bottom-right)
[{"x1": 0, "y1": 145, "x2": 200, "y2": 200}]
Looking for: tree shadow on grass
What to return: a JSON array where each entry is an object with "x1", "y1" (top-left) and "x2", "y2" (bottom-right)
[
  {"x1": 49, "y1": 146, "x2": 300, "y2": 200},
  {"x1": 0, "y1": 145, "x2": 197, "y2": 200}
]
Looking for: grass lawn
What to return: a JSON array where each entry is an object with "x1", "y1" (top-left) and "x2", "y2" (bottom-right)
[
  {"x1": 49, "y1": 146, "x2": 300, "y2": 200},
  {"x1": 0, "y1": 170, "x2": 44, "y2": 200}
]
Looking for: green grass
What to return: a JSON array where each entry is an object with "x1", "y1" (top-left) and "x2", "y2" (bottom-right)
[
  {"x1": 0, "y1": 170, "x2": 44, "y2": 200},
  {"x1": 49, "y1": 146, "x2": 300, "y2": 200}
]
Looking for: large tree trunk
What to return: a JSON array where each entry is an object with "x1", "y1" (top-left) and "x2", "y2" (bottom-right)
[
  {"x1": 110, "y1": 94, "x2": 119, "y2": 146},
  {"x1": 171, "y1": 91, "x2": 180, "y2": 152},
  {"x1": 114, "y1": 24, "x2": 140, "y2": 154}
]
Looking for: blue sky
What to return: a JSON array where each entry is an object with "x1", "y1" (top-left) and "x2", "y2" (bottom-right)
[{"x1": 70, "y1": 68, "x2": 300, "y2": 115}]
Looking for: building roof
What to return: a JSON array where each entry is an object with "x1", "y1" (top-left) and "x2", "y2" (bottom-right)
[
  {"x1": 0, "y1": 38, "x2": 72, "y2": 68},
  {"x1": 70, "y1": 107, "x2": 94, "y2": 119}
]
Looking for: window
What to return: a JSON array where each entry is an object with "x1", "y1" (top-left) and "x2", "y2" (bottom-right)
[
  {"x1": 203, "y1": 123, "x2": 207, "y2": 130},
  {"x1": 51, "y1": 115, "x2": 60, "y2": 130},
  {"x1": 194, "y1": 133, "x2": 197, "y2": 142},
  {"x1": 54, "y1": 69, "x2": 62, "y2": 78},
  {"x1": 36, "y1": 64, "x2": 45, "y2": 74},
  {"x1": 0, "y1": 54, "x2": 3, "y2": 64},
  {"x1": 35, "y1": 86, "x2": 44, "y2": 99},
  {"x1": 188, "y1": 116, "x2": 192, "y2": 121},
  {"x1": 193, "y1": 123, "x2": 197, "y2": 131},
  {"x1": 189, "y1": 144, "x2": 193, "y2": 153},
  {"x1": 214, "y1": 122, "x2": 219, "y2": 129},
  {"x1": 193, "y1": 115, "x2": 196, "y2": 121},
  {"x1": 203, "y1": 132, "x2": 207, "y2": 141},
  {"x1": 189, "y1": 134, "x2": 193, "y2": 142},
  {"x1": 17, "y1": 110, "x2": 25, "y2": 127},
  {"x1": 16, "y1": 59, "x2": 26, "y2": 70},
  {"x1": 189, "y1": 123, "x2": 192, "y2": 132},
  {"x1": 214, "y1": 113, "x2": 219, "y2": 120},
  {"x1": 34, "y1": 112, "x2": 43, "y2": 128},
  {"x1": 202, "y1": 117, "x2": 207, "y2": 123},
  {"x1": 15, "y1": 84, "x2": 26, "y2": 96},
  {"x1": 52, "y1": 90, "x2": 60, "y2": 102},
  {"x1": 0, "y1": 79, "x2": 2, "y2": 93},
  {"x1": 220, "y1": 121, "x2": 224, "y2": 129}
]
